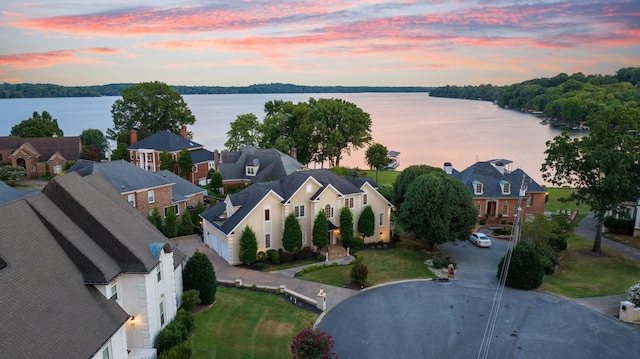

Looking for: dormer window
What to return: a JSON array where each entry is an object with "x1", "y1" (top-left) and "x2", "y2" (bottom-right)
[
  {"x1": 246, "y1": 166, "x2": 257, "y2": 176},
  {"x1": 500, "y1": 180, "x2": 511, "y2": 195},
  {"x1": 472, "y1": 180, "x2": 483, "y2": 195}
]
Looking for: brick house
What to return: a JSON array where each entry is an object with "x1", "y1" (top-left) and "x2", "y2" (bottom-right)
[
  {"x1": 445, "y1": 160, "x2": 547, "y2": 224},
  {"x1": 127, "y1": 126, "x2": 218, "y2": 186},
  {"x1": 0, "y1": 136, "x2": 82, "y2": 177},
  {"x1": 69, "y1": 159, "x2": 206, "y2": 219}
]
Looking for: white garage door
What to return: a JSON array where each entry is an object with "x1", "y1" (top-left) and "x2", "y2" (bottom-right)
[{"x1": 207, "y1": 231, "x2": 230, "y2": 263}]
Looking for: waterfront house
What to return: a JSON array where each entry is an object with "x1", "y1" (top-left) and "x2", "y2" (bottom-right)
[
  {"x1": 0, "y1": 172, "x2": 185, "y2": 358},
  {"x1": 0, "y1": 136, "x2": 82, "y2": 178},
  {"x1": 444, "y1": 160, "x2": 546, "y2": 224},
  {"x1": 200, "y1": 168, "x2": 393, "y2": 265},
  {"x1": 69, "y1": 159, "x2": 206, "y2": 220},
  {"x1": 127, "y1": 126, "x2": 218, "y2": 186}
]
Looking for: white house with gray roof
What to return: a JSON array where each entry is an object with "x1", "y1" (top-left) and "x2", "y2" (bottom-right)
[
  {"x1": 200, "y1": 169, "x2": 393, "y2": 265},
  {"x1": 0, "y1": 172, "x2": 185, "y2": 358}
]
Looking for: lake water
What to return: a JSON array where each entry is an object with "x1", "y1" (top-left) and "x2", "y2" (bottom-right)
[{"x1": 0, "y1": 93, "x2": 572, "y2": 185}]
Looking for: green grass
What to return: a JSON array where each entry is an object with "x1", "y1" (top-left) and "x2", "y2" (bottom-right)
[
  {"x1": 544, "y1": 187, "x2": 591, "y2": 224},
  {"x1": 297, "y1": 240, "x2": 436, "y2": 287},
  {"x1": 365, "y1": 170, "x2": 399, "y2": 186},
  {"x1": 540, "y1": 235, "x2": 640, "y2": 298},
  {"x1": 190, "y1": 287, "x2": 317, "y2": 358}
]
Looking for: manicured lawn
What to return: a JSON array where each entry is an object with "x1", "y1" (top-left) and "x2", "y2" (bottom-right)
[
  {"x1": 544, "y1": 187, "x2": 591, "y2": 224},
  {"x1": 540, "y1": 235, "x2": 640, "y2": 298},
  {"x1": 365, "y1": 170, "x2": 399, "y2": 186},
  {"x1": 298, "y1": 240, "x2": 436, "y2": 287},
  {"x1": 191, "y1": 286, "x2": 317, "y2": 358}
]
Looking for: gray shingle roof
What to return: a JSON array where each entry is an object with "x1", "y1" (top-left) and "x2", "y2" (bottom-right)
[
  {"x1": 190, "y1": 148, "x2": 215, "y2": 164},
  {"x1": 156, "y1": 170, "x2": 207, "y2": 202},
  {"x1": 69, "y1": 159, "x2": 171, "y2": 193},
  {"x1": 0, "y1": 136, "x2": 81, "y2": 162},
  {"x1": 0, "y1": 181, "x2": 24, "y2": 204},
  {"x1": 127, "y1": 131, "x2": 203, "y2": 151},
  {"x1": 451, "y1": 161, "x2": 545, "y2": 198},
  {"x1": 218, "y1": 145, "x2": 304, "y2": 182}
]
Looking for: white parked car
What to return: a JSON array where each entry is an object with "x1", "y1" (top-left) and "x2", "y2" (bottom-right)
[{"x1": 469, "y1": 232, "x2": 492, "y2": 247}]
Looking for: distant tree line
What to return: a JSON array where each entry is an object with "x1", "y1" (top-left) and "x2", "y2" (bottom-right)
[
  {"x1": 429, "y1": 67, "x2": 640, "y2": 126},
  {"x1": 0, "y1": 82, "x2": 432, "y2": 98}
]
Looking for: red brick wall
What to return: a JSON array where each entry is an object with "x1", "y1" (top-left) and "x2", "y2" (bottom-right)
[{"x1": 125, "y1": 185, "x2": 174, "y2": 218}]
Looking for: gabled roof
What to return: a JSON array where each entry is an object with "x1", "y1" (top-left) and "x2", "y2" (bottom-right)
[
  {"x1": 156, "y1": 170, "x2": 207, "y2": 202},
  {"x1": 69, "y1": 159, "x2": 172, "y2": 193},
  {"x1": 127, "y1": 131, "x2": 203, "y2": 152},
  {"x1": 190, "y1": 148, "x2": 215, "y2": 164},
  {"x1": 0, "y1": 181, "x2": 24, "y2": 204},
  {"x1": 450, "y1": 161, "x2": 545, "y2": 198},
  {"x1": 0, "y1": 136, "x2": 81, "y2": 162},
  {"x1": 218, "y1": 145, "x2": 304, "y2": 182},
  {"x1": 0, "y1": 172, "x2": 179, "y2": 357}
]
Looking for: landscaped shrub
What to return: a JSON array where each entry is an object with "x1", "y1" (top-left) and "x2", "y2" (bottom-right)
[
  {"x1": 627, "y1": 281, "x2": 640, "y2": 306},
  {"x1": 267, "y1": 249, "x2": 279, "y2": 265},
  {"x1": 291, "y1": 327, "x2": 338, "y2": 359},
  {"x1": 155, "y1": 321, "x2": 187, "y2": 355},
  {"x1": 255, "y1": 262, "x2": 264, "y2": 269},
  {"x1": 497, "y1": 241, "x2": 544, "y2": 290},
  {"x1": 432, "y1": 252, "x2": 456, "y2": 269},
  {"x1": 547, "y1": 235, "x2": 567, "y2": 252},
  {"x1": 180, "y1": 289, "x2": 200, "y2": 312},
  {"x1": 392, "y1": 231, "x2": 400, "y2": 243},
  {"x1": 278, "y1": 249, "x2": 293, "y2": 263},
  {"x1": 183, "y1": 250, "x2": 218, "y2": 305},
  {"x1": 164, "y1": 206, "x2": 178, "y2": 238},
  {"x1": 174, "y1": 309, "x2": 194, "y2": 333},
  {"x1": 479, "y1": 218, "x2": 486, "y2": 225},
  {"x1": 158, "y1": 343, "x2": 192, "y2": 359},
  {"x1": 239, "y1": 226, "x2": 258, "y2": 265},
  {"x1": 493, "y1": 227, "x2": 512, "y2": 236},
  {"x1": 257, "y1": 251, "x2": 267, "y2": 262},
  {"x1": 351, "y1": 261, "x2": 369, "y2": 286},
  {"x1": 179, "y1": 211, "x2": 194, "y2": 235},
  {"x1": 536, "y1": 247, "x2": 559, "y2": 275},
  {"x1": 295, "y1": 246, "x2": 313, "y2": 260}
]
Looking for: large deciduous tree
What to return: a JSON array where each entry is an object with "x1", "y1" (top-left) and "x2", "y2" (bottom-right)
[
  {"x1": 313, "y1": 210, "x2": 329, "y2": 249},
  {"x1": 11, "y1": 111, "x2": 63, "y2": 137},
  {"x1": 283, "y1": 213, "x2": 303, "y2": 253},
  {"x1": 393, "y1": 164, "x2": 443, "y2": 212},
  {"x1": 225, "y1": 113, "x2": 261, "y2": 151},
  {"x1": 542, "y1": 103, "x2": 640, "y2": 253},
  {"x1": 399, "y1": 172, "x2": 477, "y2": 249},
  {"x1": 107, "y1": 81, "x2": 196, "y2": 143},
  {"x1": 80, "y1": 129, "x2": 108, "y2": 161},
  {"x1": 365, "y1": 143, "x2": 389, "y2": 183}
]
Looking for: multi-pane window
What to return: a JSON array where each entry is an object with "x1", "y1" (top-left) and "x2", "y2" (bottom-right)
[
  {"x1": 475, "y1": 203, "x2": 481, "y2": 216},
  {"x1": 502, "y1": 182, "x2": 511, "y2": 194},
  {"x1": 265, "y1": 233, "x2": 271, "y2": 248},
  {"x1": 474, "y1": 182, "x2": 483, "y2": 195},
  {"x1": 53, "y1": 164, "x2": 63, "y2": 174},
  {"x1": 324, "y1": 204, "x2": 334, "y2": 218},
  {"x1": 363, "y1": 194, "x2": 368, "y2": 205},
  {"x1": 246, "y1": 166, "x2": 256, "y2": 176},
  {"x1": 159, "y1": 297, "x2": 165, "y2": 326},
  {"x1": 294, "y1": 205, "x2": 305, "y2": 217},
  {"x1": 502, "y1": 203, "x2": 509, "y2": 216},
  {"x1": 148, "y1": 190, "x2": 155, "y2": 203},
  {"x1": 102, "y1": 346, "x2": 110, "y2": 359},
  {"x1": 345, "y1": 198, "x2": 354, "y2": 208},
  {"x1": 127, "y1": 194, "x2": 136, "y2": 207},
  {"x1": 164, "y1": 204, "x2": 180, "y2": 216},
  {"x1": 110, "y1": 282, "x2": 118, "y2": 301}
]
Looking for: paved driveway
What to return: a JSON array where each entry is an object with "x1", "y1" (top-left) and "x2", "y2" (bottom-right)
[{"x1": 438, "y1": 236, "x2": 510, "y2": 284}]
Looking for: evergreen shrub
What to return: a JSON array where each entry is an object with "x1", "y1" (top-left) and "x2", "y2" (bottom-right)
[{"x1": 497, "y1": 241, "x2": 544, "y2": 290}]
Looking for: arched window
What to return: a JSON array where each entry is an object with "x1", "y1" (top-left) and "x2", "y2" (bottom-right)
[{"x1": 324, "y1": 204, "x2": 334, "y2": 219}]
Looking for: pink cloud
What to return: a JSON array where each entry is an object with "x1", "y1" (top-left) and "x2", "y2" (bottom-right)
[{"x1": 0, "y1": 48, "x2": 119, "y2": 69}]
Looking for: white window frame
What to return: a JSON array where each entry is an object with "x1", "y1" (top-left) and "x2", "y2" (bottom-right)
[
  {"x1": 363, "y1": 194, "x2": 368, "y2": 205},
  {"x1": 53, "y1": 163, "x2": 63, "y2": 174},
  {"x1": 148, "y1": 190, "x2": 155, "y2": 204},
  {"x1": 345, "y1": 198, "x2": 354, "y2": 209},
  {"x1": 129, "y1": 151, "x2": 135, "y2": 160},
  {"x1": 324, "y1": 204, "x2": 334, "y2": 219},
  {"x1": 164, "y1": 204, "x2": 180, "y2": 216},
  {"x1": 102, "y1": 345, "x2": 110, "y2": 359},
  {"x1": 246, "y1": 166, "x2": 256, "y2": 176},
  {"x1": 502, "y1": 203, "x2": 509, "y2": 216},
  {"x1": 264, "y1": 208, "x2": 270, "y2": 221},
  {"x1": 109, "y1": 281, "x2": 118, "y2": 301},
  {"x1": 473, "y1": 181, "x2": 483, "y2": 195},
  {"x1": 265, "y1": 233, "x2": 271, "y2": 249},
  {"x1": 379, "y1": 211, "x2": 384, "y2": 226},
  {"x1": 127, "y1": 194, "x2": 136, "y2": 207},
  {"x1": 159, "y1": 296, "x2": 165, "y2": 326},
  {"x1": 294, "y1": 205, "x2": 305, "y2": 218},
  {"x1": 475, "y1": 203, "x2": 481, "y2": 217}
]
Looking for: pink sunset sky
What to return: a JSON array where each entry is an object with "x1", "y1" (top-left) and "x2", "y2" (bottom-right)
[{"x1": 0, "y1": 0, "x2": 638, "y2": 86}]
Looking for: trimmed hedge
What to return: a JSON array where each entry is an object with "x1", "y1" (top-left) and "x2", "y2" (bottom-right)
[{"x1": 497, "y1": 241, "x2": 544, "y2": 290}]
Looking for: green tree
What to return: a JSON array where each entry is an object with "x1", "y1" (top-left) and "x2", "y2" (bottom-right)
[
  {"x1": 497, "y1": 241, "x2": 544, "y2": 290},
  {"x1": 159, "y1": 150, "x2": 176, "y2": 172},
  {"x1": 393, "y1": 164, "x2": 443, "y2": 212},
  {"x1": 147, "y1": 207, "x2": 163, "y2": 230},
  {"x1": 351, "y1": 261, "x2": 369, "y2": 286},
  {"x1": 110, "y1": 142, "x2": 128, "y2": 161},
  {"x1": 283, "y1": 213, "x2": 303, "y2": 253},
  {"x1": 224, "y1": 113, "x2": 261, "y2": 151},
  {"x1": 191, "y1": 201, "x2": 205, "y2": 227},
  {"x1": 107, "y1": 81, "x2": 196, "y2": 142},
  {"x1": 313, "y1": 210, "x2": 329, "y2": 250},
  {"x1": 178, "y1": 148, "x2": 193, "y2": 179},
  {"x1": 365, "y1": 143, "x2": 389, "y2": 183},
  {"x1": 0, "y1": 165, "x2": 27, "y2": 181},
  {"x1": 10, "y1": 111, "x2": 64, "y2": 137},
  {"x1": 399, "y1": 172, "x2": 477, "y2": 249},
  {"x1": 183, "y1": 250, "x2": 217, "y2": 305},
  {"x1": 339, "y1": 206, "x2": 354, "y2": 247},
  {"x1": 208, "y1": 170, "x2": 223, "y2": 193},
  {"x1": 357, "y1": 205, "x2": 375, "y2": 241},
  {"x1": 239, "y1": 226, "x2": 258, "y2": 265},
  {"x1": 180, "y1": 210, "x2": 194, "y2": 235},
  {"x1": 164, "y1": 206, "x2": 178, "y2": 238},
  {"x1": 79, "y1": 129, "x2": 108, "y2": 161},
  {"x1": 541, "y1": 103, "x2": 640, "y2": 253}
]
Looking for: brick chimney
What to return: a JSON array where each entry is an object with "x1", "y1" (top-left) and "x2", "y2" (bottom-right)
[
  {"x1": 290, "y1": 147, "x2": 297, "y2": 160},
  {"x1": 130, "y1": 130, "x2": 137, "y2": 145},
  {"x1": 213, "y1": 149, "x2": 220, "y2": 170},
  {"x1": 181, "y1": 125, "x2": 187, "y2": 139}
]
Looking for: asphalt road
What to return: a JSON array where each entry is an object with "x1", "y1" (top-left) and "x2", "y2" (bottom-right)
[{"x1": 438, "y1": 235, "x2": 510, "y2": 284}]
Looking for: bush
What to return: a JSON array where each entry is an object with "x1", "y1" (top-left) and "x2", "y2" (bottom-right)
[
  {"x1": 255, "y1": 262, "x2": 264, "y2": 269},
  {"x1": 181, "y1": 289, "x2": 200, "y2": 312},
  {"x1": 432, "y1": 252, "x2": 456, "y2": 269},
  {"x1": 174, "y1": 309, "x2": 194, "y2": 333},
  {"x1": 479, "y1": 218, "x2": 486, "y2": 225},
  {"x1": 239, "y1": 226, "x2": 258, "y2": 265},
  {"x1": 183, "y1": 250, "x2": 218, "y2": 305},
  {"x1": 278, "y1": 249, "x2": 293, "y2": 263},
  {"x1": 497, "y1": 241, "x2": 544, "y2": 290},
  {"x1": 267, "y1": 249, "x2": 279, "y2": 265},
  {"x1": 317, "y1": 252, "x2": 326, "y2": 261},
  {"x1": 158, "y1": 343, "x2": 192, "y2": 359},
  {"x1": 295, "y1": 246, "x2": 313, "y2": 260},
  {"x1": 548, "y1": 236, "x2": 567, "y2": 252},
  {"x1": 155, "y1": 321, "x2": 187, "y2": 355},
  {"x1": 392, "y1": 232, "x2": 400, "y2": 243},
  {"x1": 627, "y1": 281, "x2": 640, "y2": 306},
  {"x1": 257, "y1": 251, "x2": 267, "y2": 261},
  {"x1": 351, "y1": 261, "x2": 369, "y2": 286},
  {"x1": 291, "y1": 327, "x2": 337, "y2": 359},
  {"x1": 536, "y1": 247, "x2": 559, "y2": 275},
  {"x1": 180, "y1": 211, "x2": 194, "y2": 235}
]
